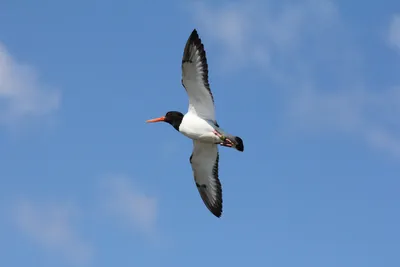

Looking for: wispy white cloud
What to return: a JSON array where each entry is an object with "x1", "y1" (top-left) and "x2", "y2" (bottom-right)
[
  {"x1": 13, "y1": 198, "x2": 93, "y2": 266},
  {"x1": 192, "y1": 0, "x2": 339, "y2": 74},
  {"x1": 0, "y1": 42, "x2": 60, "y2": 126},
  {"x1": 388, "y1": 14, "x2": 400, "y2": 52},
  {"x1": 190, "y1": 0, "x2": 400, "y2": 158},
  {"x1": 100, "y1": 175, "x2": 158, "y2": 239},
  {"x1": 366, "y1": 128, "x2": 400, "y2": 158},
  {"x1": 288, "y1": 85, "x2": 400, "y2": 158}
]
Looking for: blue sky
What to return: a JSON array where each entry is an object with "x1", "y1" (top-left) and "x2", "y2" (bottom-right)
[{"x1": 1, "y1": 0, "x2": 400, "y2": 266}]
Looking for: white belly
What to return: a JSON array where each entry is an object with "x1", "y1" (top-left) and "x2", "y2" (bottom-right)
[{"x1": 179, "y1": 114, "x2": 220, "y2": 143}]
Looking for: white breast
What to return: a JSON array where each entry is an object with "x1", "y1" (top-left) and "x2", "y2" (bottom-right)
[{"x1": 179, "y1": 113, "x2": 220, "y2": 143}]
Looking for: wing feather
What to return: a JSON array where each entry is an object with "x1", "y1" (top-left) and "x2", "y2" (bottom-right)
[
  {"x1": 181, "y1": 29, "x2": 216, "y2": 121},
  {"x1": 190, "y1": 141, "x2": 222, "y2": 217}
]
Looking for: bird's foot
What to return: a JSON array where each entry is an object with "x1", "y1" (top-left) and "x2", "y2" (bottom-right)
[
  {"x1": 213, "y1": 130, "x2": 226, "y2": 141},
  {"x1": 220, "y1": 140, "x2": 233, "y2": 147},
  {"x1": 214, "y1": 130, "x2": 234, "y2": 147}
]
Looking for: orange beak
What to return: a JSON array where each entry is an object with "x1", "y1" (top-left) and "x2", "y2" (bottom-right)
[{"x1": 146, "y1": 116, "x2": 166, "y2": 123}]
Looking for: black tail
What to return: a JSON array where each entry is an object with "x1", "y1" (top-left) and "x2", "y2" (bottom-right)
[{"x1": 234, "y1": 136, "x2": 244, "y2": 152}]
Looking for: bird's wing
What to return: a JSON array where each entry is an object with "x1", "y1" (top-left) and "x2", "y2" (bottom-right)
[
  {"x1": 181, "y1": 29, "x2": 216, "y2": 122},
  {"x1": 190, "y1": 140, "x2": 222, "y2": 217}
]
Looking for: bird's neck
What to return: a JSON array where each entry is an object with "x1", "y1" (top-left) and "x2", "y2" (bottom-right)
[{"x1": 170, "y1": 118, "x2": 183, "y2": 132}]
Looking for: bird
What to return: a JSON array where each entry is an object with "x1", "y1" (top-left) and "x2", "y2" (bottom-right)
[{"x1": 146, "y1": 29, "x2": 244, "y2": 218}]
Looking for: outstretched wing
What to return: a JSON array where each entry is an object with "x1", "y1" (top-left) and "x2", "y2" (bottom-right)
[
  {"x1": 181, "y1": 29, "x2": 216, "y2": 122},
  {"x1": 190, "y1": 140, "x2": 222, "y2": 217}
]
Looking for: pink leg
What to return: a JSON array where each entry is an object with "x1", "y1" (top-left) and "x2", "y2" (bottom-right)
[
  {"x1": 220, "y1": 142, "x2": 233, "y2": 147},
  {"x1": 213, "y1": 130, "x2": 234, "y2": 145},
  {"x1": 213, "y1": 130, "x2": 223, "y2": 138}
]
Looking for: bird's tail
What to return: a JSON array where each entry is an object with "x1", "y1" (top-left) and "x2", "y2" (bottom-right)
[
  {"x1": 232, "y1": 136, "x2": 244, "y2": 152},
  {"x1": 224, "y1": 134, "x2": 244, "y2": 152},
  {"x1": 212, "y1": 123, "x2": 244, "y2": 152}
]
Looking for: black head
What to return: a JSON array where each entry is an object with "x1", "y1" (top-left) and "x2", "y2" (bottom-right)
[{"x1": 146, "y1": 111, "x2": 184, "y2": 131}]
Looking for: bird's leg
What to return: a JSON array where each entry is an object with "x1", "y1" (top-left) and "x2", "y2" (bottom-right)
[
  {"x1": 213, "y1": 130, "x2": 234, "y2": 145},
  {"x1": 213, "y1": 130, "x2": 225, "y2": 140},
  {"x1": 220, "y1": 140, "x2": 233, "y2": 147}
]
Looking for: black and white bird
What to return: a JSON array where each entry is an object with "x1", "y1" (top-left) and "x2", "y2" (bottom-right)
[{"x1": 146, "y1": 29, "x2": 244, "y2": 218}]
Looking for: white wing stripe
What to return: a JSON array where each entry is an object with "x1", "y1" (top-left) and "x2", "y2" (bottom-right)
[
  {"x1": 181, "y1": 29, "x2": 216, "y2": 122},
  {"x1": 190, "y1": 141, "x2": 222, "y2": 217}
]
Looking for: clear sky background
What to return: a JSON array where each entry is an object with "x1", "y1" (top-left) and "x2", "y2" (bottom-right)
[{"x1": 1, "y1": 0, "x2": 400, "y2": 266}]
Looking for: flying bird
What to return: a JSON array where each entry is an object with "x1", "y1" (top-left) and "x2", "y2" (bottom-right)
[{"x1": 146, "y1": 29, "x2": 244, "y2": 218}]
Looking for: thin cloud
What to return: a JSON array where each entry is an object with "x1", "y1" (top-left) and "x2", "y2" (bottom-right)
[
  {"x1": 191, "y1": 0, "x2": 338, "y2": 74},
  {"x1": 288, "y1": 86, "x2": 400, "y2": 158},
  {"x1": 366, "y1": 128, "x2": 400, "y2": 158},
  {"x1": 190, "y1": 0, "x2": 400, "y2": 159},
  {"x1": 388, "y1": 14, "x2": 400, "y2": 52},
  {"x1": 192, "y1": 2, "x2": 255, "y2": 69},
  {"x1": 13, "y1": 198, "x2": 93, "y2": 266},
  {"x1": 0, "y1": 42, "x2": 60, "y2": 126},
  {"x1": 100, "y1": 175, "x2": 158, "y2": 239}
]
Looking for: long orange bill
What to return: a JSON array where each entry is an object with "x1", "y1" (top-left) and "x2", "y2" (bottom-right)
[{"x1": 146, "y1": 116, "x2": 166, "y2": 123}]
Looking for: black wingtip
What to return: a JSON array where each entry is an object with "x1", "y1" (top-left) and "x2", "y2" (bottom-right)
[
  {"x1": 209, "y1": 206, "x2": 222, "y2": 218},
  {"x1": 189, "y1": 28, "x2": 200, "y2": 42},
  {"x1": 235, "y1": 136, "x2": 244, "y2": 152},
  {"x1": 213, "y1": 211, "x2": 222, "y2": 218}
]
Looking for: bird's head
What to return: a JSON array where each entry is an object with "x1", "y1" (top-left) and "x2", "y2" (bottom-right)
[{"x1": 146, "y1": 111, "x2": 184, "y2": 131}]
